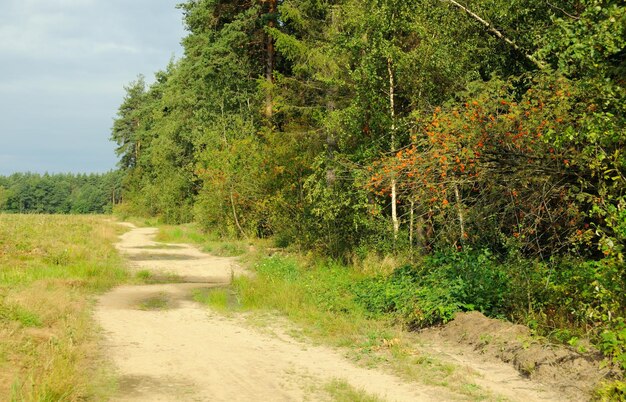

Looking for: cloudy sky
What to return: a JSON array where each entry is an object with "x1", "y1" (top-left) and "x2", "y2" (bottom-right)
[{"x1": 0, "y1": 0, "x2": 186, "y2": 175}]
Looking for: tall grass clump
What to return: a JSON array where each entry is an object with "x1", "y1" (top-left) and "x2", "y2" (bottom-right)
[
  {"x1": 232, "y1": 255, "x2": 377, "y2": 345},
  {"x1": 0, "y1": 214, "x2": 128, "y2": 401}
]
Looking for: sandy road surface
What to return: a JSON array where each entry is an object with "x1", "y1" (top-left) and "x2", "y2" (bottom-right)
[{"x1": 96, "y1": 223, "x2": 564, "y2": 401}]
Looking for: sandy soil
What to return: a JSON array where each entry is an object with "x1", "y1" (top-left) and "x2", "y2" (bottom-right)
[
  {"x1": 419, "y1": 312, "x2": 613, "y2": 401},
  {"x1": 96, "y1": 223, "x2": 569, "y2": 401}
]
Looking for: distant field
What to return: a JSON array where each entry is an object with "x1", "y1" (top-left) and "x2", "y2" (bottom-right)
[{"x1": 0, "y1": 214, "x2": 128, "y2": 401}]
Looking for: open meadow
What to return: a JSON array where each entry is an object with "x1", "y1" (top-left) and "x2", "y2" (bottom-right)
[{"x1": 0, "y1": 214, "x2": 127, "y2": 401}]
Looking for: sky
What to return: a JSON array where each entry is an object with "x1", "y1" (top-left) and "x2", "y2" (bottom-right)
[{"x1": 0, "y1": 0, "x2": 186, "y2": 175}]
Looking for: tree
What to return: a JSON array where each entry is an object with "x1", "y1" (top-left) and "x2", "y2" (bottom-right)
[{"x1": 111, "y1": 76, "x2": 147, "y2": 170}]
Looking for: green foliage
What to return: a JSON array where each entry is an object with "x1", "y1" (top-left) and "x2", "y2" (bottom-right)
[
  {"x1": 353, "y1": 266, "x2": 463, "y2": 328},
  {"x1": 112, "y1": 0, "x2": 626, "y2": 256},
  {"x1": 539, "y1": 258, "x2": 625, "y2": 331},
  {"x1": 598, "y1": 319, "x2": 626, "y2": 371},
  {"x1": 353, "y1": 250, "x2": 510, "y2": 328},
  {"x1": 595, "y1": 380, "x2": 626, "y2": 402}
]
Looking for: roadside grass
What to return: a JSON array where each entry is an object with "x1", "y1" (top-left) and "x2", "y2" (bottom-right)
[
  {"x1": 169, "y1": 227, "x2": 493, "y2": 400},
  {"x1": 322, "y1": 379, "x2": 385, "y2": 402},
  {"x1": 132, "y1": 269, "x2": 185, "y2": 285},
  {"x1": 193, "y1": 287, "x2": 239, "y2": 313},
  {"x1": 229, "y1": 256, "x2": 477, "y2": 392},
  {"x1": 154, "y1": 223, "x2": 253, "y2": 257},
  {"x1": 0, "y1": 214, "x2": 128, "y2": 401}
]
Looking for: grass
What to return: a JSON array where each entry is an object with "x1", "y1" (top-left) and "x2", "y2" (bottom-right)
[
  {"x1": 154, "y1": 223, "x2": 251, "y2": 257},
  {"x1": 138, "y1": 293, "x2": 170, "y2": 311},
  {"x1": 0, "y1": 301, "x2": 42, "y2": 327},
  {"x1": 133, "y1": 269, "x2": 184, "y2": 285},
  {"x1": 0, "y1": 214, "x2": 128, "y2": 401},
  {"x1": 193, "y1": 288, "x2": 239, "y2": 313},
  {"x1": 322, "y1": 379, "x2": 385, "y2": 402}
]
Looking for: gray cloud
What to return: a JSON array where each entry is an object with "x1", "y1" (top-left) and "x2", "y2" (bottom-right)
[{"x1": 0, "y1": 0, "x2": 185, "y2": 174}]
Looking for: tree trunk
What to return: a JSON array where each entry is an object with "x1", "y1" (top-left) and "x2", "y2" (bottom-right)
[
  {"x1": 388, "y1": 58, "x2": 399, "y2": 239},
  {"x1": 409, "y1": 199, "x2": 415, "y2": 252},
  {"x1": 135, "y1": 140, "x2": 141, "y2": 166},
  {"x1": 230, "y1": 191, "x2": 249, "y2": 240},
  {"x1": 453, "y1": 182, "x2": 465, "y2": 246},
  {"x1": 265, "y1": 0, "x2": 277, "y2": 118}
]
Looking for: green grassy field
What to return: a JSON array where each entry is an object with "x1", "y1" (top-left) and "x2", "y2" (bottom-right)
[{"x1": 0, "y1": 214, "x2": 128, "y2": 401}]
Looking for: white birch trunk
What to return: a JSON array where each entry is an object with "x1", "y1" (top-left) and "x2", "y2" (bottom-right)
[{"x1": 388, "y1": 58, "x2": 399, "y2": 238}]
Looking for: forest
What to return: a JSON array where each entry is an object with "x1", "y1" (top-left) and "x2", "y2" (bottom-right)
[
  {"x1": 109, "y1": 0, "x2": 625, "y2": 374},
  {"x1": 0, "y1": 171, "x2": 122, "y2": 214}
]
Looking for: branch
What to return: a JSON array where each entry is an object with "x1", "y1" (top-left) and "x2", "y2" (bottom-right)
[
  {"x1": 442, "y1": 0, "x2": 546, "y2": 70},
  {"x1": 230, "y1": 191, "x2": 250, "y2": 240},
  {"x1": 546, "y1": 1, "x2": 580, "y2": 20}
]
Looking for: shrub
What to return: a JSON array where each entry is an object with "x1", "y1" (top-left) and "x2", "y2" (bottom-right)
[{"x1": 353, "y1": 249, "x2": 510, "y2": 328}]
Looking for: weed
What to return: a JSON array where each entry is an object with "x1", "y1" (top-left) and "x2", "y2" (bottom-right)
[
  {"x1": 193, "y1": 288, "x2": 239, "y2": 312},
  {"x1": 134, "y1": 270, "x2": 184, "y2": 285},
  {"x1": 136, "y1": 270, "x2": 152, "y2": 281},
  {"x1": 594, "y1": 380, "x2": 626, "y2": 401},
  {"x1": 135, "y1": 244, "x2": 185, "y2": 250},
  {"x1": 598, "y1": 320, "x2": 626, "y2": 370},
  {"x1": 521, "y1": 362, "x2": 536, "y2": 376},
  {"x1": 479, "y1": 334, "x2": 494, "y2": 346},
  {"x1": 225, "y1": 253, "x2": 490, "y2": 398}
]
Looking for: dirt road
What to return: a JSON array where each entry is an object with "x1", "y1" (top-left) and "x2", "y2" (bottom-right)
[{"x1": 96, "y1": 224, "x2": 564, "y2": 401}]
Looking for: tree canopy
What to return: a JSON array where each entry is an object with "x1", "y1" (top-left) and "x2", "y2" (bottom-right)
[
  {"x1": 113, "y1": 0, "x2": 625, "y2": 259},
  {"x1": 0, "y1": 171, "x2": 122, "y2": 214}
]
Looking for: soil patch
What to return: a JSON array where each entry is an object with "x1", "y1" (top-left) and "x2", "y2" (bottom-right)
[{"x1": 420, "y1": 311, "x2": 618, "y2": 401}]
